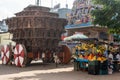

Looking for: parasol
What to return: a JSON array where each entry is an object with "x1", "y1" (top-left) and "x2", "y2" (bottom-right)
[{"x1": 64, "y1": 33, "x2": 88, "y2": 41}]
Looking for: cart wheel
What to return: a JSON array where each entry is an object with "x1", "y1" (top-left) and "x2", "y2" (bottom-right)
[
  {"x1": 1, "y1": 45, "x2": 11, "y2": 64},
  {"x1": 14, "y1": 44, "x2": 27, "y2": 67}
]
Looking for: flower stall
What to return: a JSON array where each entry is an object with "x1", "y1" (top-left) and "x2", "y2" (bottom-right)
[{"x1": 72, "y1": 38, "x2": 109, "y2": 75}]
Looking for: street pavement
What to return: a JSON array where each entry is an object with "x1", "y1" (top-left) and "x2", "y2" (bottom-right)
[{"x1": 0, "y1": 60, "x2": 120, "y2": 80}]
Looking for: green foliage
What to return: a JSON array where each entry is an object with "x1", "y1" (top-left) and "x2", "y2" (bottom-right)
[{"x1": 91, "y1": 0, "x2": 120, "y2": 34}]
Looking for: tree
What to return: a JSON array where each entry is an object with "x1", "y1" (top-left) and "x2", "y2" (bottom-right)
[{"x1": 91, "y1": 0, "x2": 120, "y2": 34}]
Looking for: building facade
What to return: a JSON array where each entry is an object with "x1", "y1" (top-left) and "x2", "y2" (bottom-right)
[
  {"x1": 0, "y1": 20, "x2": 8, "y2": 32},
  {"x1": 0, "y1": 32, "x2": 15, "y2": 46},
  {"x1": 57, "y1": 8, "x2": 71, "y2": 19}
]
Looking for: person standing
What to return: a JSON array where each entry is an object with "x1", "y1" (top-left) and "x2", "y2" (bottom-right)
[
  {"x1": 108, "y1": 58, "x2": 114, "y2": 74},
  {"x1": 108, "y1": 52, "x2": 113, "y2": 60},
  {"x1": 42, "y1": 51, "x2": 45, "y2": 64},
  {"x1": 116, "y1": 52, "x2": 120, "y2": 71},
  {"x1": 54, "y1": 53, "x2": 60, "y2": 67},
  {"x1": 116, "y1": 52, "x2": 120, "y2": 60}
]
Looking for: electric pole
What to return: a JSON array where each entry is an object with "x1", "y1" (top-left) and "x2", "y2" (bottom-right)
[{"x1": 36, "y1": 0, "x2": 41, "y2": 6}]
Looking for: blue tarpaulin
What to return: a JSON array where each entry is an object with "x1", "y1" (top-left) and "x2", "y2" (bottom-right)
[{"x1": 65, "y1": 22, "x2": 92, "y2": 29}]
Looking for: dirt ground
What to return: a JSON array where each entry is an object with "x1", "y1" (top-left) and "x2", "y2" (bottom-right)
[{"x1": 0, "y1": 60, "x2": 120, "y2": 80}]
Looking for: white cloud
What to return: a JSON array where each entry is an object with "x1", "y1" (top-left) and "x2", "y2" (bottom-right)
[
  {"x1": 0, "y1": 8, "x2": 14, "y2": 20},
  {"x1": 0, "y1": 0, "x2": 35, "y2": 20},
  {"x1": 0, "y1": 0, "x2": 74, "y2": 20}
]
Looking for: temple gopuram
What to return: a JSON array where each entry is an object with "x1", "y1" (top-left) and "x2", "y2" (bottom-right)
[
  {"x1": 65, "y1": 0, "x2": 113, "y2": 41},
  {"x1": 6, "y1": 5, "x2": 67, "y2": 52}
]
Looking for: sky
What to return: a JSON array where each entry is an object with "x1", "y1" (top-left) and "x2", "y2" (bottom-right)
[{"x1": 0, "y1": 0, "x2": 74, "y2": 20}]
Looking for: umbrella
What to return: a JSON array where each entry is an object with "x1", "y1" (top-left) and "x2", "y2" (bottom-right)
[
  {"x1": 64, "y1": 36, "x2": 72, "y2": 41},
  {"x1": 70, "y1": 34, "x2": 88, "y2": 39},
  {"x1": 64, "y1": 33, "x2": 88, "y2": 41}
]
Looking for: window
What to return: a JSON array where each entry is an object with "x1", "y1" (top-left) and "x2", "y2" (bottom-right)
[
  {"x1": 47, "y1": 31, "x2": 50, "y2": 37},
  {"x1": 54, "y1": 32, "x2": 56, "y2": 37}
]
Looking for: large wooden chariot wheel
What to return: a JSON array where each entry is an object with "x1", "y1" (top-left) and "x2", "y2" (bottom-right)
[
  {"x1": 14, "y1": 44, "x2": 27, "y2": 67},
  {"x1": 1, "y1": 45, "x2": 11, "y2": 64}
]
